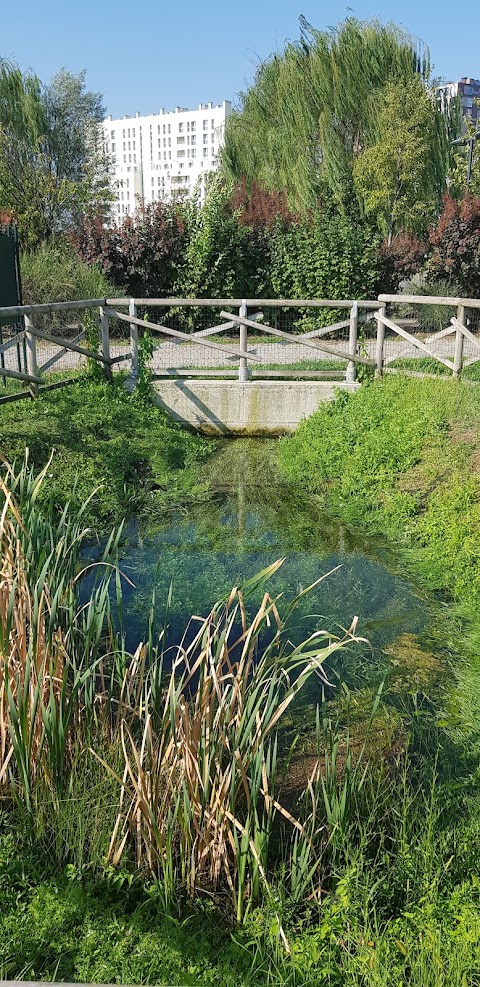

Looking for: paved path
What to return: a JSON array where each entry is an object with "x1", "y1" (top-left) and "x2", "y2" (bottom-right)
[{"x1": 6, "y1": 334, "x2": 480, "y2": 377}]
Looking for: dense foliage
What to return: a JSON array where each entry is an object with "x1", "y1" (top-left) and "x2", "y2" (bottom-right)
[
  {"x1": 222, "y1": 18, "x2": 453, "y2": 222},
  {"x1": 72, "y1": 201, "x2": 190, "y2": 298},
  {"x1": 427, "y1": 193, "x2": 480, "y2": 296},
  {"x1": 0, "y1": 60, "x2": 110, "y2": 248},
  {"x1": 20, "y1": 242, "x2": 119, "y2": 305}
]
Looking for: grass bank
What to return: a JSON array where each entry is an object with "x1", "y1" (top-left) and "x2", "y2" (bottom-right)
[
  {"x1": 278, "y1": 375, "x2": 480, "y2": 606},
  {"x1": 0, "y1": 374, "x2": 212, "y2": 526}
]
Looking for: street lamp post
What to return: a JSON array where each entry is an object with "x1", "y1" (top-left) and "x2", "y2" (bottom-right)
[{"x1": 451, "y1": 130, "x2": 480, "y2": 185}]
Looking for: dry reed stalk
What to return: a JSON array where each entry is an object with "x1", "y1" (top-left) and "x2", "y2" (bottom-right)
[{"x1": 102, "y1": 574, "x2": 360, "y2": 912}]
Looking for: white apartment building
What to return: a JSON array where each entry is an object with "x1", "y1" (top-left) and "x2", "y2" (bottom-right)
[{"x1": 102, "y1": 100, "x2": 231, "y2": 222}]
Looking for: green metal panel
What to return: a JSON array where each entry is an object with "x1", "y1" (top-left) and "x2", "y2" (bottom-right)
[{"x1": 0, "y1": 228, "x2": 21, "y2": 306}]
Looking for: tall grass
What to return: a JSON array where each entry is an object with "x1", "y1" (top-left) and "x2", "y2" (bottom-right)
[{"x1": 0, "y1": 455, "x2": 361, "y2": 921}]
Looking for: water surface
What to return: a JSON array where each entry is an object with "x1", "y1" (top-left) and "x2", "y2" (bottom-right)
[{"x1": 109, "y1": 440, "x2": 442, "y2": 694}]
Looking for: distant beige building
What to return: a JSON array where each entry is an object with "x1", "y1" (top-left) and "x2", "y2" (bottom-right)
[{"x1": 102, "y1": 100, "x2": 231, "y2": 223}]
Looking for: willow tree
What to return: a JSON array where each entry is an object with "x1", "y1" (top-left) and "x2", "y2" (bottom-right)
[{"x1": 222, "y1": 17, "x2": 451, "y2": 216}]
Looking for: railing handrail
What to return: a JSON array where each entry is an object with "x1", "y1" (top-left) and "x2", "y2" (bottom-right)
[
  {"x1": 2, "y1": 295, "x2": 480, "y2": 319},
  {"x1": 106, "y1": 297, "x2": 380, "y2": 309},
  {"x1": 378, "y1": 293, "x2": 480, "y2": 309}
]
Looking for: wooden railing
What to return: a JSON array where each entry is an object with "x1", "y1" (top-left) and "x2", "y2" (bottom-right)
[{"x1": 1, "y1": 293, "x2": 480, "y2": 403}]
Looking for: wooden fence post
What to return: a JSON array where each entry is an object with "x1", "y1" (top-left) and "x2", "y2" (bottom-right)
[
  {"x1": 129, "y1": 298, "x2": 139, "y2": 385},
  {"x1": 24, "y1": 313, "x2": 39, "y2": 397},
  {"x1": 453, "y1": 303, "x2": 465, "y2": 378},
  {"x1": 346, "y1": 302, "x2": 358, "y2": 382},
  {"x1": 375, "y1": 304, "x2": 386, "y2": 377},
  {"x1": 238, "y1": 300, "x2": 250, "y2": 381},
  {"x1": 99, "y1": 306, "x2": 112, "y2": 381}
]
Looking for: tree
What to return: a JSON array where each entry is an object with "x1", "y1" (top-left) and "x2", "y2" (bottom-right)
[
  {"x1": 353, "y1": 78, "x2": 448, "y2": 243},
  {"x1": 221, "y1": 17, "x2": 446, "y2": 213},
  {"x1": 177, "y1": 176, "x2": 272, "y2": 300},
  {"x1": 0, "y1": 60, "x2": 111, "y2": 247},
  {"x1": 268, "y1": 205, "x2": 383, "y2": 321},
  {"x1": 449, "y1": 110, "x2": 480, "y2": 198}
]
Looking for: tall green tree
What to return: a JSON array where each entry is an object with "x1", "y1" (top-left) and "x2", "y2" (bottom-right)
[
  {"x1": 222, "y1": 17, "x2": 450, "y2": 215},
  {"x1": 353, "y1": 78, "x2": 449, "y2": 242},
  {"x1": 449, "y1": 110, "x2": 480, "y2": 198},
  {"x1": 0, "y1": 60, "x2": 111, "y2": 247}
]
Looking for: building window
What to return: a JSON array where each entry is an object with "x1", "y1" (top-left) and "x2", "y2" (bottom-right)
[
  {"x1": 191, "y1": 148, "x2": 196, "y2": 158},
  {"x1": 179, "y1": 122, "x2": 184, "y2": 133},
  {"x1": 112, "y1": 143, "x2": 115, "y2": 151},
  {"x1": 211, "y1": 119, "x2": 215, "y2": 128},
  {"x1": 168, "y1": 124, "x2": 171, "y2": 133},
  {"x1": 203, "y1": 134, "x2": 208, "y2": 144},
  {"x1": 151, "y1": 177, "x2": 154, "y2": 186},
  {"x1": 177, "y1": 136, "x2": 185, "y2": 144},
  {"x1": 178, "y1": 149, "x2": 185, "y2": 157},
  {"x1": 203, "y1": 147, "x2": 208, "y2": 157},
  {"x1": 191, "y1": 135, "x2": 196, "y2": 145},
  {"x1": 168, "y1": 137, "x2": 171, "y2": 146},
  {"x1": 187, "y1": 122, "x2": 190, "y2": 132},
  {"x1": 163, "y1": 151, "x2": 166, "y2": 159},
  {"x1": 111, "y1": 129, "x2": 115, "y2": 138},
  {"x1": 163, "y1": 138, "x2": 166, "y2": 147},
  {"x1": 211, "y1": 134, "x2": 214, "y2": 143},
  {"x1": 191, "y1": 121, "x2": 196, "y2": 132}
]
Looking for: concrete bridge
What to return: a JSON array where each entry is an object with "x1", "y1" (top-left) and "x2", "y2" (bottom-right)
[{"x1": 152, "y1": 378, "x2": 359, "y2": 435}]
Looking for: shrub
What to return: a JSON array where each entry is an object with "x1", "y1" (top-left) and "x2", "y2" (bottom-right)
[
  {"x1": 427, "y1": 192, "x2": 480, "y2": 296},
  {"x1": 71, "y1": 201, "x2": 190, "y2": 297}
]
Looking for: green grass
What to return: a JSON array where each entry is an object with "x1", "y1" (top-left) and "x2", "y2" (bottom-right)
[
  {"x1": 278, "y1": 375, "x2": 480, "y2": 600},
  {"x1": 0, "y1": 373, "x2": 212, "y2": 526}
]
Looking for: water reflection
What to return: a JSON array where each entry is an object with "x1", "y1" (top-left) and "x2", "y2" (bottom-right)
[{"x1": 101, "y1": 440, "x2": 434, "y2": 691}]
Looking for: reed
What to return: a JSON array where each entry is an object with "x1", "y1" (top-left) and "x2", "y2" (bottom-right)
[{"x1": 1, "y1": 455, "x2": 361, "y2": 922}]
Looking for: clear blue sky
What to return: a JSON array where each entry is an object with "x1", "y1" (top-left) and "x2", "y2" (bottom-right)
[{"x1": 2, "y1": 0, "x2": 479, "y2": 118}]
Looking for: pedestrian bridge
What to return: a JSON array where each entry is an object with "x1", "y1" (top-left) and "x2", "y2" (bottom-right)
[{"x1": 1, "y1": 295, "x2": 479, "y2": 433}]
